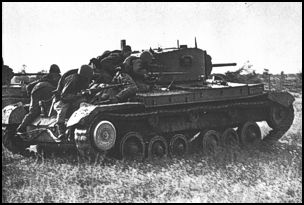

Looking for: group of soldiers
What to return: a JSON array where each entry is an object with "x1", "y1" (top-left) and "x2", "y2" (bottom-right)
[{"x1": 15, "y1": 45, "x2": 156, "y2": 140}]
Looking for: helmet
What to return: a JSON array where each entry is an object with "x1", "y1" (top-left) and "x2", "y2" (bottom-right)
[
  {"x1": 123, "y1": 45, "x2": 132, "y2": 52},
  {"x1": 89, "y1": 58, "x2": 99, "y2": 65},
  {"x1": 78, "y1": 65, "x2": 93, "y2": 81},
  {"x1": 140, "y1": 51, "x2": 154, "y2": 64},
  {"x1": 49, "y1": 64, "x2": 61, "y2": 73}
]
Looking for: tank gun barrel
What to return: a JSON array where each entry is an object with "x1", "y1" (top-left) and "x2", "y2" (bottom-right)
[
  {"x1": 13, "y1": 73, "x2": 46, "y2": 76},
  {"x1": 212, "y1": 63, "x2": 237, "y2": 67}
]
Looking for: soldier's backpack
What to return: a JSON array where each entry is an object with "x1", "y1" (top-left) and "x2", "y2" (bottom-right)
[{"x1": 53, "y1": 69, "x2": 78, "y2": 101}]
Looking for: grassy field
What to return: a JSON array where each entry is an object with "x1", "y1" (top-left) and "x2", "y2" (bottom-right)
[{"x1": 2, "y1": 89, "x2": 302, "y2": 203}]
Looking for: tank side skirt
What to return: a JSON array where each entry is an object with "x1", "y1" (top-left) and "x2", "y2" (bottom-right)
[{"x1": 104, "y1": 100, "x2": 270, "y2": 120}]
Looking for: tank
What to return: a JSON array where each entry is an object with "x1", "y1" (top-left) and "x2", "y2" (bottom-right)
[
  {"x1": 2, "y1": 66, "x2": 46, "y2": 109},
  {"x1": 2, "y1": 40, "x2": 295, "y2": 160}
]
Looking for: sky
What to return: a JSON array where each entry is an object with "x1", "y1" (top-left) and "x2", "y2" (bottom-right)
[{"x1": 2, "y1": 2, "x2": 302, "y2": 74}]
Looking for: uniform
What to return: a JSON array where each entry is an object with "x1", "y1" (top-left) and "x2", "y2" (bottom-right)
[
  {"x1": 99, "y1": 52, "x2": 126, "y2": 76},
  {"x1": 98, "y1": 46, "x2": 132, "y2": 77},
  {"x1": 17, "y1": 64, "x2": 61, "y2": 133},
  {"x1": 54, "y1": 65, "x2": 93, "y2": 139},
  {"x1": 97, "y1": 50, "x2": 120, "y2": 62},
  {"x1": 54, "y1": 73, "x2": 90, "y2": 124},
  {"x1": 26, "y1": 73, "x2": 61, "y2": 96},
  {"x1": 91, "y1": 72, "x2": 138, "y2": 104},
  {"x1": 122, "y1": 51, "x2": 154, "y2": 92},
  {"x1": 17, "y1": 82, "x2": 57, "y2": 133},
  {"x1": 110, "y1": 72, "x2": 138, "y2": 102}
]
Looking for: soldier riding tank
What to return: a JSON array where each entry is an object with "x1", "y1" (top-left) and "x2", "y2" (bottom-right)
[{"x1": 2, "y1": 39, "x2": 295, "y2": 160}]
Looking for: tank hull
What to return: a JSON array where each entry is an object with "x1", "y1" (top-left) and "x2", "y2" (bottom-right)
[
  {"x1": 66, "y1": 84, "x2": 294, "y2": 160},
  {"x1": 2, "y1": 81, "x2": 295, "y2": 159}
]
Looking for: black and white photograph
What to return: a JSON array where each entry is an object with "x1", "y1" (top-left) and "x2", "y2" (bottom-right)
[{"x1": 2, "y1": 2, "x2": 302, "y2": 203}]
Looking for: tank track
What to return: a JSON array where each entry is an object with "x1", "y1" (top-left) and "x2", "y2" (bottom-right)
[
  {"x1": 262, "y1": 105, "x2": 294, "y2": 146},
  {"x1": 106, "y1": 100, "x2": 294, "y2": 145},
  {"x1": 74, "y1": 127, "x2": 106, "y2": 161},
  {"x1": 74, "y1": 99, "x2": 295, "y2": 159}
]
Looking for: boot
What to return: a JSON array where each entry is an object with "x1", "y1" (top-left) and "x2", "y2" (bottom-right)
[
  {"x1": 56, "y1": 123, "x2": 66, "y2": 141},
  {"x1": 16, "y1": 110, "x2": 38, "y2": 134}
]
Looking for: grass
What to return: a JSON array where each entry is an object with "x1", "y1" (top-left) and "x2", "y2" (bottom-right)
[
  {"x1": 2, "y1": 86, "x2": 302, "y2": 203},
  {"x1": 2, "y1": 142, "x2": 302, "y2": 203}
]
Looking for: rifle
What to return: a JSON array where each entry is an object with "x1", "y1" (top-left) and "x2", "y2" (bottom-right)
[
  {"x1": 167, "y1": 79, "x2": 175, "y2": 90},
  {"x1": 81, "y1": 83, "x2": 132, "y2": 97},
  {"x1": 48, "y1": 96, "x2": 56, "y2": 117},
  {"x1": 86, "y1": 83, "x2": 132, "y2": 104}
]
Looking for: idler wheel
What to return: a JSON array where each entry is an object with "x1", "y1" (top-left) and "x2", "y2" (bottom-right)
[
  {"x1": 148, "y1": 135, "x2": 168, "y2": 160},
  {"x1": 202, "y1": 130, "x2": 220, "y2": 155},
  {"x1": 120, "y1": 132, "x2": 145, "y2": 161},
  {"x1": 220, "y1": 128, "x2": 240, "y2": 148},
  {"x1": 267, "y1": 105, "x2": 294, "y2": 130},
  {"x1": 237, "y1": 121, "x2": 261, "y2": 148},
  {"x1": 74, "y1": 119, "x2": 116, "y2": 161},
  {"x1": 169, "y1": 134, "x2": 189, "y2": 157}
]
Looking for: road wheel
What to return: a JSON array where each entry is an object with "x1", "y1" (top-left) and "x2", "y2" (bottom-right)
[
  {"x1": 169, "y1": 134, "x2": 188, "y2": 157},
  {"x1": 120, "y1": 132, "x2": 145, "y2": 161},
  {"x1": 202, "y1": 130, "x2": 220, "y2": 155},
  {"x1": 237, "y1": 121, "x2": 261, "y2": 148},
  {"x1": 221, "y1": 128, "x2": 240, "y2": 148},
  {"x1": 147, "y1": 135, "x2": 168, "y2": 160}
]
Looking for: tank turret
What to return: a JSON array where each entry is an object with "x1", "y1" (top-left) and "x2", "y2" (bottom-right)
[{"x1": 146, "y1": 41, "x2": 237, "y2": 84}]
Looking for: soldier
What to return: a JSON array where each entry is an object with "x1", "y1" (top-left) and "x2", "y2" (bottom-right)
[
  {"x1": 89, "y1": 58, "x2": 113, "y2": 84},
  {"x1": 16, "y1": 65, "x2": 62, "y2": 133},
  {"x1": 54, "y1": 65, "x2": 93, "y2": 139},
  {"x1": 26, "y1": 64, "x2": 61, "y2": 96},
  {"x1": 90, "y1": 68, "x2": 138, "y2": 104},
  {"x1": 96, "y1": 50, "x2": 113, "y2": 61},
  {"x1": 99, "y1": 45, "x2": 132, "y2": 77},
  {"x1": 110, "y1": 69, "x2": 138, "y2": 103},
  {"x1": 122, "y1": 50, "x2": 155, "y2": 92}
]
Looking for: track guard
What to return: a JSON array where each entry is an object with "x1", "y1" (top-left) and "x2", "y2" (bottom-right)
[
  {"x1": 66, "y1": 102, "x2": 144, "y2": 127},
  {"x1": 66, "y1": 103, "x2": 97, "y2": 127},
  {"x1": 267, "y1": 91, "x2": 295, "y2": 108}
]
